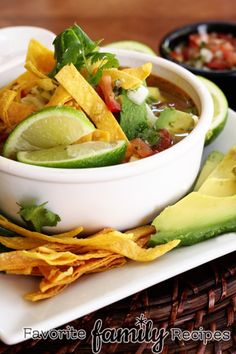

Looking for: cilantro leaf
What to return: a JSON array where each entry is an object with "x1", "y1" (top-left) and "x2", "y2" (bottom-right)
[
  {"x1": 49, "y1": 24, "x2": 119, "y2": 85},
  {"x1": 138, "y1": 127, "x2": 160, "y2": 146},
  {"x1": 89, "y1": 51, "x2": 119, "y2": 86},
  {"x1": 120, "y1": 90, "x2": 149, "y2": 140},
  {"x1": 18, "y1": 202, "x2": 61, "y2": 232}
]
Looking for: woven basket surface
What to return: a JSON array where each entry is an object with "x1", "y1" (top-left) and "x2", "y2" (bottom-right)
[{"x1": 1, "y1": 251, "x2": 236, "y2": 354}]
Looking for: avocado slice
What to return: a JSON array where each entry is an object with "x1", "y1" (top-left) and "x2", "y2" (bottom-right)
[
  {"x1": 194, "y1": 151, "x2": 224, "y2": 191},
  {"x1": 146, "y1": 87, "x2": 162, "y2": 103},
  {"x1": 197, "y1": 147, "x2": 236, "y2": 196},
  {"x1": 199, "y1": 178, "x2": 236, "y2": 197},
  {"x1": 150, "y1": 192, "x2": 236, "y2": 247},
  {"x1": 208, "y1": 146, "x2": 236, "y2": 179},
  {"x1": 155, "y1": 107, "x2": 195, "y2": 134}
]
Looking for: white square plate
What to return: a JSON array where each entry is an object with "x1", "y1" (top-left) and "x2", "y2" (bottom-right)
[{"x1": 1, "y1": 110, "x2": 236, "y2": 345}]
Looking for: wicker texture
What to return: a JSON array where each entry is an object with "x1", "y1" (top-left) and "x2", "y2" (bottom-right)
[{"x1": 1, "y1": 252, "x2": 236, "y2": 354}]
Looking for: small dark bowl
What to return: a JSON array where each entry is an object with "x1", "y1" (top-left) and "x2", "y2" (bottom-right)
[{"x1": 159, "y1": 21, "x2": 236, "y2": 109}]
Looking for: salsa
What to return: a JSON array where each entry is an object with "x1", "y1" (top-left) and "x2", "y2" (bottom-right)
[{"x1": 170, "y1": 32, "x2": 236, "y2": 70}]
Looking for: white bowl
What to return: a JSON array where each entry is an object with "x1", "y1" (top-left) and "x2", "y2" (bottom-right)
[{"x1": 0, "y1": 48, "x2": 213, "y2": 232}]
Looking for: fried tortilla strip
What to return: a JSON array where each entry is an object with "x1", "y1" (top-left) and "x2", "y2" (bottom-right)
[
  {"x1": 0, "y1": 90, "x2": 17, "y2": 126},
  {"x1": 0, "y1": 215, "x2": 82, "y2": 241},
  {"x1": 125, "y1": 225, "x2": 156, "y2": 241},
  {"x1": 76, "y1": 129, "x2": 111, "y2": 143},
  {"x1": 102, "y1": 68, "x2": 142, "y2": 89},
  {"x1": 8, "y1": 101, "x2": 36, "y2": 125},
  {"x1": 24, "y1": 255, "x2": 125, "y2": 301},
  {"x1": 55, "y1": 64, "x2": 128, "y2": 141},
  {"x1": 47, "y1": 85, "x2": 71, "y2": 106},
  {"x1": 36, "y1": 78, "x2": 56, "y2": 91},
  {"x1": 0, "y1": 251, "x2": 48, "y2": 271},
  {"x1": 39, "y1": 255, "x2": 125, "y2": 292},
  {"x1": 122, "y1": 62, "x2": 152, "y2": 81},
  {"x1": 25, "y1": 39, "x2": 55, "y2": 77},
  {"x1": 0, "y1": 216, "x2": 178, "y2": 261},
  {"x1": 0, "y1": 72, "x2": 36, "y2": 98},
  {"x1": 54, "y1": 226, "x2": 84, "y2": 238},
  {"x1": 69, "y1": 232, "x2": 180, "y2": 262},
  {"x1": 0, "y1": 236, "x2": 44, "y2": 250},
  {"x1": 88, "y1": 256, "x2": 126, "y2": 273},
  {"x1": 22, "y1": 247, "x2": 117, "y2": 265},
  {"x1": 24, "y1": 285, "x2": 68, "y2": 301}
]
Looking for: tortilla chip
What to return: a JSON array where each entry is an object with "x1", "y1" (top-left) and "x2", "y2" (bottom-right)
[
  {"x1": 0, "y1": 216, "x2": 178, "y2": 261},
  {"x1": 7, "y1": 101, "x2": 36, "y2": 125},
  {"x1": 55, "y1": 64, "x2": 128, "y2": 141},
  {"x1": 0, "y1": 215, "x2": 178, "y2": 301},
  {"x1": 67, "y1": 231, "x2": 180, "y2": 262},
  {"x1": 39, "y1": 255, "x2": 124, "y2": 291},
  {"x1": 76, "y1": 129, "x2": 111, "y2": 143},
  {"x1": 102, "y1": 68, "x2": 142, "y2": 89},
  {"x1": 0, "y1": 215, "x2": 83, "y2": 243},
  {"x1": 24, "y1": 285, "x2": 67, "y2": 301},
  {"x1": 0, "y1": 72, "x2": 35, "y2": 99},
  {"x1": 125, "y1": 225, "x2": 156, "y2": 241},
  {"x1": 53, "y1": 226, "x2": 83, "y2": 238},
  {"x1": 0, "y1": 90, "x2": 17, "y2": 126},
  {"x1": 0, "y1": 236, "x2": 44, "y2": 250},
  {"x1": 36, "y1": 78, "x2": 56, "y2": 91},
  {"x1": 47, "y1": 85, "x2": 71, "y2": 106},
  {"x1": 21, "y1": 247, "x2": 84, "y2": 266},
  {"x1": 0, "y1": 251, "x2": 48, "y2": 271},
  {"x1": 24, "y1": 254, "x2": 125, "y2": 301},
  {"x1": 122, "y1": 62, "x2": 152, "y2": 81},
  {"x1": 25, "y1": 39, "x2": 55, "y2": 76}
]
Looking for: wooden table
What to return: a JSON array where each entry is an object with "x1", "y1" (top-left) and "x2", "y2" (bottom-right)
[{"x1": 0, "y1": 0, "x2": 236, "y2": 52}]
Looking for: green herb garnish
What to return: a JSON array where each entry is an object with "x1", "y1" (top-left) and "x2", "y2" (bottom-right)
[
  {"x1": 49, "y1": 24, "x2": 119, "y2": 85},
  {"x1": 18, "y1": 202, "x2": 61, "y2": 232},
  {"x1": 138, "y1": 127, "x2": 159, "y2": 146}
]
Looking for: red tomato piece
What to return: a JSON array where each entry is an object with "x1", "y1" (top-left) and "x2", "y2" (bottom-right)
[
  {"x1": 129, "y1": 138, "x2": 154, "y2": 158},
  {"x1": 153, "y1": 129, "x2": 173, "y2": 152},
  {"x1": 98, "y1": 75, "x2": 121, "y2": 112},
  {"x1": 207, "y1": 59, "x2": 229, "y2": 70}
]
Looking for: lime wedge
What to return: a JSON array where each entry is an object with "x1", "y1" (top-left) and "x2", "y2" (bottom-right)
[
  {"x1": 3, "y1": 106, "x2": 95, "y2": 159},
  {"x1": 17, "y1": 141, "x2": 127, "y2": 168},
  {"x1": 104, "y1": 41, "x2": 157, "y2": 56},
  {"x1": 198, "y1": 76, "x2": 228, "y2": 145}
]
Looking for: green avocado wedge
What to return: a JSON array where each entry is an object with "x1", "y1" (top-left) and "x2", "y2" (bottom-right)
[
  {"x1": 149, "y1": 192, "x2": 236, "y2": 247},
  {"x1": 193, "y1": 151, "x2": 224, "y2": 191},
  {"x1": 150, "y1": 146, "x2": 236, "y2": 247}
]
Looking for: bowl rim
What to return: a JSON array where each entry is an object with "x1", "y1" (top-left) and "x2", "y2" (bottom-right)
[
  {"x1": 0, "y1": 49, "x2": 214, "y2": 183},
  {"x1": 159, "y1": 20, "x2": 236, "y2": 76}
]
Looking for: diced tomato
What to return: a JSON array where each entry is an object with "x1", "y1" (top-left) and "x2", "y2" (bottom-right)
[
  {"x1": 129, "y1": 138, "x2": 154, "y2": 159},
  {"x1": 153, "y1": 129, "x2": 173, "y2": 152},
  {"x1": 188, "y1": 34, "x2": 199, "y2": 48},
  {"x1": 98, "y1": 75, "x2": 121, "y2": 112},
  {"x1": 20, "y1": 89, "x2": 28, "y2": 98},
  {"x1": 223, "y1": 50, "x2": 236, "y2": 67},
  {"x1": 170, "y1": 51, "x2": 183, "y2": 62},
  {"x1": 207, "y1": 58, "x2": 229, "y2": 70}
]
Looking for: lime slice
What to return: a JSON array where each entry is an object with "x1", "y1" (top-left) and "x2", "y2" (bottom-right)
[
  {"x1": 104, "y1": 41, "x2": 157, "y2": 56},
  {"x1": 17, "y1": 141, "x2": 127, "y2": 168},
  {"x1": 3, "y1": 106, "x2": 95, "y2": 159},
  {"x1": 198, "y1": 76, "x2": 228, "y2": 145}
]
